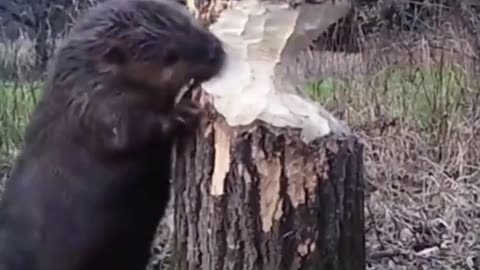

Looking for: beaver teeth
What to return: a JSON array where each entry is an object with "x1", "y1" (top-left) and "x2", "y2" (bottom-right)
[{"x1": 174, "y1": 78, "x2": 197, "y2": 104}]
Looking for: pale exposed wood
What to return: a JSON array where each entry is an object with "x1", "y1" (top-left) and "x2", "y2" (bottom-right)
[{"x1": 197, "y1": 0, "x2": 352, "y2": 142}]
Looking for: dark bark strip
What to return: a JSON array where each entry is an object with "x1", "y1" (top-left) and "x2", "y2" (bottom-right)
[{"x1": 172, "y1": 97, "x2": 365, "y2": 270}]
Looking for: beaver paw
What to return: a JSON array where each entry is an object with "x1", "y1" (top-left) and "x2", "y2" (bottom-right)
[{"x1": 171, "y1": 99, "x2": 202, "y2": 135}]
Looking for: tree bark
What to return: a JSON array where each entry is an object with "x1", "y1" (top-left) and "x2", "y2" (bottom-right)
[{"x1": 172, "y1": 93, "x2": 365, "y2": 270}]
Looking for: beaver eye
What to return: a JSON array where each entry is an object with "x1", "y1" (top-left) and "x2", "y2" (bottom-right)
[
  {"x1": 163, "y1": 46, "x2": 179, "y2": 65},
  {"x1": 103, "y1": 45, "x2": 127, "y2": 65}
]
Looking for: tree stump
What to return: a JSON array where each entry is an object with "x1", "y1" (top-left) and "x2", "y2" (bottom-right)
[{"x1": 172, "y1": 0, "x2": 365, "y2": 269}]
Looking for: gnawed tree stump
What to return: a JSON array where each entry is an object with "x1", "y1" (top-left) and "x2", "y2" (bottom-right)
[
  {"x1": 172, "y1": 0, "x2": 365, "y2": 269},
  {"x1": 173, "y1": 101, "x2": 365, "y2": 269}
]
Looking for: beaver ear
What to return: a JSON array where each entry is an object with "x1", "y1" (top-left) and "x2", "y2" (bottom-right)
[{"x1": 102, "y1": 45, "x2": 128, "y2": 65}]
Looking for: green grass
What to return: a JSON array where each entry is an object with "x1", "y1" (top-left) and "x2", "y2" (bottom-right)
[
  {"x1": 305, "y1": 67, "x2": 471, "y2": 129},
  {"x1": 0, "y1": 81, "x2": 42, "y2": 157}
]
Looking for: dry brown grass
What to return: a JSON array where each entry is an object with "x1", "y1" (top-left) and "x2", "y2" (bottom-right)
[
  {"x1": 362, "y1": 120, "x2": 480, "y2": 269},
  {"x1": 0, "y1": 35, "x2": 36, "y2": 79},
  {"x1": 310, "y1": 25, "x2": 480, "y2": 269}
]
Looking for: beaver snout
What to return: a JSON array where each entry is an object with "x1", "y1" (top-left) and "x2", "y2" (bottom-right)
[
  {"x1": 188, "y1": 35, "x2": 226, "y2": 83},
  {"x1": 208, "y1": 39, "x2": 226, "y2": 67}
]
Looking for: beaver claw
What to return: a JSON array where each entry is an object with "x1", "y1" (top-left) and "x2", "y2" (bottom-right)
[{"x1": 171, "y1": 99, "x2": 202, "y2": 135}]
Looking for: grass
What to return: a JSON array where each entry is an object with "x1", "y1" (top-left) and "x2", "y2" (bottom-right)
[
  {"x1": 0, "y1": 81, "x2": 41, "y2": 188},
  {"x1": 0, "y1": 81, "x2": 41, "y2": 159},
  {"x1": 307, "y1": 67, "x2": 470, "y2": 129}
]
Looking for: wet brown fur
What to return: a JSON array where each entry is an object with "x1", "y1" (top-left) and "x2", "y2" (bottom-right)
[{"x1": 0, "y1": 0, "x2": 225, "y2": 269}]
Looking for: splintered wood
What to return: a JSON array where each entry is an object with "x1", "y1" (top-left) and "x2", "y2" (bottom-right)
[{"x1": 172, "y1": 112, "x2": 365, "y2": 270}]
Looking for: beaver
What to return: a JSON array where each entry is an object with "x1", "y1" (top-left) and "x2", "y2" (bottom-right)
[{"x1": 0, "y1": 0, "x2": 225, "y2": 269}]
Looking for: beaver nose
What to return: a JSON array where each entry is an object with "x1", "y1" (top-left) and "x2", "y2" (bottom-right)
[{"x1": 208, "y1": 40, "x2": 225, "y2": 64}]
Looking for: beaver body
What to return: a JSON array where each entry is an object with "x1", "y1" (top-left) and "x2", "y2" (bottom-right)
[{"x1": 0, "y1": 0, "x2": 225, "y2": 269}]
